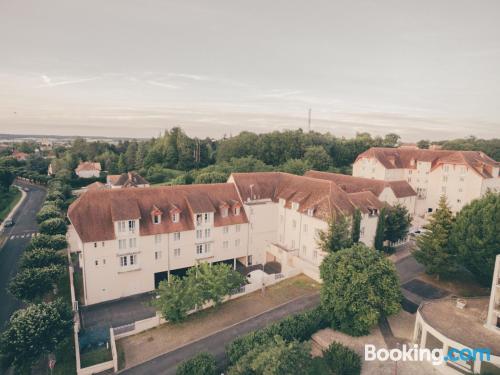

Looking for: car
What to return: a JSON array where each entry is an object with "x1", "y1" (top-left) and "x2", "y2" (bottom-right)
[
  {"x1": 3, "y1": 219, "x2": 14, "y2": 227},
  {"x1": 23, "y1": 187, "x2": 29, "y2": 192}
]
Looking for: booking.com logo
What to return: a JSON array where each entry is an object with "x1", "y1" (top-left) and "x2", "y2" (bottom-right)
[{"x1": 365, "y1": 344, "x2": 491, "y2": 366}]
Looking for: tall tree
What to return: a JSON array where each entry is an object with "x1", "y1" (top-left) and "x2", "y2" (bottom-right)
[
  {"x1": 153, "y1": 275, "x2": 200, "y2": 323},
  {"x1": 414, "y1": 196, "x2": 456, "y2": 278},
  {"x1": 351, "y1": 209, "x2": 361, "y2": 243},
  {"x1": 373, "y1": 207, "x2": 386, "y2": 250},
  {"x1": 317, "y1": 214, "x2": 353, "y2": 253},
  {"x1": 450, "y1": 192, "x2": 500, "y2": 286},
  {"x1": 384, "y1": 204, "x2": 412, "y2": 244},
  {"x1": 320, "y1": 244, "x2": 401, "y2": 336},
  {"x1": 303, "y1": 146, "x2": 332, "y2": 171}
]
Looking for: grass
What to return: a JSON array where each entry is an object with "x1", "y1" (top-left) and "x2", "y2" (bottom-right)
[
  {"x1": 0, "y1": 187, "x2": 21, "y2": 222},
  {"x1": 418, "y1": 271, "x2": 490, "y2": 297},
  {"x1": 80, "y1": 346, "x2": 112, "y2": 368}
]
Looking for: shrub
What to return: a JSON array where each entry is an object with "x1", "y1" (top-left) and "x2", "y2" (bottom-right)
[
  {"x1": 176, "y1": 352, "x2": 216, "y2": 375},
  {"x1": 19, "y1": 248, "x2": 66, "y2": 269},
  {"x1": 226, "y1": 307, "x2": 330, "y2": 365},
  {"x1": 322, "y1": 341, "x2": 362, "y2": 375},
  {"x1": 8, "y1": 264, "x2": 66, "y2": 302},
  {"x1": 39, "y1": 218, "x2": 67, "y2": 235},
  {"x1": 36, "y1": 204, "x2": 62, "y2": 223},
  {"x1": 28, "y1": 234, "x2": 67, "y2": 251}
]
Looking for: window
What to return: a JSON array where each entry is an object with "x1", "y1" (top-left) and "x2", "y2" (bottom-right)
[
  {"x1": 303, "y1": 224, "x2": 308, "y2": 233},
  {"x1": 94, "y1": 242, "x2": 97, "y2": 248},
  {"x1": 196, "y1": 244, "x2": 203, "y2": 254},
  {"x1": 173, "y1": 232, "x2": 180, "y2": 241},
  {"x1": 444, "y1": 165, "x2": 450, "y2": 173},
  {"x1": 457, "y1": 199, "x2": 462, "y2": 204},
  {"x1": 222, "y1": 207, "x2": 228, "y2": 217},
  {"x1": 292, "y1": 220, "x2": 297, "y2": 228},
  {"x1": 118, "y1": 239, "x2": 126, "y2": 250},
  {"x1": 360, "y1": 227, "x2": 365, "y2": 236},
  {"x1": 460, "y1": 166, "x2": 466, "y2": 174},
  {"x1": 234, "y1": 207, "x2": 240, "y2": 215},
  {"x1": 130, "y1": 254, "x2": 136, "y2": 265},
  {"x1": 103, "y1": 259, "x2": 106, "y2": 265},
  {"x1": 119, "y1": 254, "x2": 136, "y2": 267},
  {"x1": 307, "y1": 208, "x2": 314, "y2": 217},
  {"x1": 95, "y1": 260, "x2": 98, "y2": 266},
  {"x1": 459, "y1": 177, "x2": 465, "y2": 182},
  {"x1": 153, "y1": 214, "x2": 161, "y2": 224},
  {"x1": 247, "y1": 255, "x2": 253, "y2": 266},
  {"x1": 205, "y1": 228, "x2": 211, "y2": 237},
  {"x1": 174, "y1": 248, "x2": 180, "y2": 256},
  {"x1": 196, "y1": 229, "x2": 202, "y2": 239},
  {"x1": 223, "y1": 226, "x2": 229, "y2": 234},
  {"x1": 155, "y1": 234, "x2": 161, "y2": 244},
  {"x1": 155, "y1": 251, "x2": 161, "y2": 260},
  {"x1": 118, "y1": 221, "x2": 126, "y2": 232},
  {"x1": 313, "y1": 251, "x2": 318, "y2": 259},
  {"x1": 236, "y1": 224, "x2": 241, "y2": 233},
  {"x1": 204, "y1": 213, "x2": 210, "y2": 222},
  {"x1": 442, "y1": 176, "x2": 448, "y2": 182},
  {"x1": 235, "y1": 239, "x2": 240, "y2": 247},
  {"x1": 196, "y1": 214, "x2": 202, "y2": 225},
  {"x1": 128, "y1": 220, "x2": 135, "y2": 232},
  {"x1": 292, "y1": 202, "x2": 299, "y2": 210},
  {"x1": 102, "y1": 242, "x2": 104, "y2": 247},
  {"x1": 172, "y1": 212, "x2": 179, "y2": 223},
  {"x1": 407, "y1": 177, "x2": 412, "y2": 183},
  {"x1": 129, "y1": 238, "x2": 136, "y2": 248},
  {"x1": 458, "y1": 188, "x2": 463, "y2": 193},
  {"x1": 120, "y1": 256, "x2": 127, "y2": 267},
  {"x1": 223, "y1": 240, "x2": 229, "y2": 249}
]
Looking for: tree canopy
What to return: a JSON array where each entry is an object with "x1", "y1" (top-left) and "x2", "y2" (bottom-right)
[
  {"x1": 320, "y1": 244, "x2": 401, "y2": 336},
  {"x1": 317, "y1": 214, "x2": 353, "y2": 253}
]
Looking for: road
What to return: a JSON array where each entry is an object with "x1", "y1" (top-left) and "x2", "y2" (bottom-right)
[
  {"x1": 121, "y1": 293, "x2": 320, "y2": 375},
  {"x1": 0, "y1": 181, "x2": 46, "y2": 329}
]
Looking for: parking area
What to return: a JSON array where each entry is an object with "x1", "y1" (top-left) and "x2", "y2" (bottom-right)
[{"x1": 81, "y1": 293, "x2": 156, "y2": 330}]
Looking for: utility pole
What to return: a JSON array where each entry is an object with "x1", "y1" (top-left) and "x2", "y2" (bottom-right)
[{"x1": 308, "y1": 108, "x2": 312, "y2": 132}]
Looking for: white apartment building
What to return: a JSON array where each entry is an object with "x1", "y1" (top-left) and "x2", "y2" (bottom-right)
[
  {"x1": 353, "y1": 147, "x2": 500, "y2": 215},
  {"x1": 68, "y1": 172, "x2": 387, "y2": 305}
]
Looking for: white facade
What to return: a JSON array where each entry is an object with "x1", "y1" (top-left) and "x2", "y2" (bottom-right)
[{"x1": 76, "y1": 169, "x2": 100, "y2": 179}]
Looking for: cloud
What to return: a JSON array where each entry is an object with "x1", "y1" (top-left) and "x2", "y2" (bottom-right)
[
  {"x1": 167, "y1": 73, "x2": 209, "y2": 81},
  {"x1": 146, "y1": 80, "x2": 180, "y2": 89},
  {"x1": 38, "y1": 75, "x2": 101, "y2": 88}
]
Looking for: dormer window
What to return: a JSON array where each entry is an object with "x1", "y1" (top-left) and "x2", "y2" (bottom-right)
[
  {"x1": 172, "y1": 212, "x2": 179, "y2": 223},
  {"x1": 222, "y1": 207, "x2": 228, "y2": 217},
  {"x1": 196, "y1": 214, "x2": 202, "y2": 225},
  {"x1": 291, "y1": 202, "x2": 299, "y2": 210},
  {"x1": 151, "y1": 206, "x2": 162, "y2": 224},
  {"x1": 153, "y1": 214, "x2": 161, "y2": 224},
  {"x1": 233, "y1": 206, "x2": 240, "y2": 215},
  {"x1": 307, "y1": 208, "x2": 314, "y2": 217}
]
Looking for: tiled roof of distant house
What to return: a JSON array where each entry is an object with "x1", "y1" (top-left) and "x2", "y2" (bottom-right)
[{"x1": 110, "y1": 171, "x2": 149, "y2": 187}]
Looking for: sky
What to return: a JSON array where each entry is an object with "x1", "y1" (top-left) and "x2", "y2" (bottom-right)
[{"x1": 0, "y1": 0, "x2": 499, "y2": 141}]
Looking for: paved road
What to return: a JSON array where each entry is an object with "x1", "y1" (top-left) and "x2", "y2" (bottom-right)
[
  {"x1": 0, "y1": 181, "x2": 46, "y2": 329},
  {"x1": 395, "y1": 253, "x2": 425, "y2": 284},
  {"x1": 121, "y1": 293, "x2": 320, "y2": 375}
]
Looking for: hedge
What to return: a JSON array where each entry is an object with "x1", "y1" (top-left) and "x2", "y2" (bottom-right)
[
  {"x1": 176, "y1": 352, "x2": 216, "y2": 375},
  {"x1": 226, "y1": 307, "x2": 330, "y2": 365}
]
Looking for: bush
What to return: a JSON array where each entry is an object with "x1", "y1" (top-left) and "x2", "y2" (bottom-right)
[
  {"x1": 46, "y1": 189, "x2": 65, "y2": 201},
  {"x1": 226, "y1": 307, "x2": 330, "y2": 365},
  {"x1": 28, "y1": 234, "x2": 68, "y2": 251},
  {"x1": 36, "y1": 204, "x2": 62, "y2": 223},
  {"x1": 322, "y1": 341, "x2": 361, "y2": 375},
  {"x1": 19, "y1": 248, "x2": 66, "y2": 269},
  {"x1": 39, "y1": 217, "x2": 67, "y2": 235},
  {"x1": 176, "y1": 352, "x2": 216, "y2": 375},
  {"x1": 8, "y1": 264, "x2": 66, "y2": 302}
]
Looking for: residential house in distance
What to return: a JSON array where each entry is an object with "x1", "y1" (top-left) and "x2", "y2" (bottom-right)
[
  {"x1": 11, "y1": 150, "x2": 28, "y2": 161},
  {"x1": 352, "y1": 146, "x2": 500, "y2": 215},
  {"x1": 304, "y1": 170, "x2": 417, "y2": 214},
  {"x1": 75, "y1": 162, "x2": 101, "y2": 178},
  {"x1": 413, "y1": 255, "x2": 500, "y2": 374},
  {"x1": 106, "y1": 172, "x2": 150, "y2": 188},
  {"x1": 67, "y1": 172, "x2": 387, "y2": 305}
]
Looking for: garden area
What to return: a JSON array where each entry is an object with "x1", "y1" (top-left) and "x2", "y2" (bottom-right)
[{"x1": 0, "y1": 186, "x2": 21, "y2": 223}]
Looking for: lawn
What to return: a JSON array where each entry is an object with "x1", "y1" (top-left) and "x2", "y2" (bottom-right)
[
  {"x1": 418, "y1": 271, "x2": 490, "y2": 297},
  {"x1": 117, "y1": 275, "x2": 320, "y2": 370},
  {"x1": 80, "y1": 346, "x2": 112, "y2": 368},
  {"x1": 0, "y1": 187, "x2": 21, "y2": 222}
]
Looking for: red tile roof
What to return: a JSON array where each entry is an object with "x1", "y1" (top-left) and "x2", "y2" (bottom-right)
[
  {"x1": 356, "y1": 147, "x2": 499, "y2": 178},
  {"x1": 304, "y1": 171, "x2": 416, "y2": 198},
  {"x1": 68, "y1": 183, "x2": 248, "y2": 243}
]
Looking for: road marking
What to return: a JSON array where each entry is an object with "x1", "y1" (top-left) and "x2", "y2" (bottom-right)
[{"x1": 10, "y1": 236, "x2": 15, "y2": 240}]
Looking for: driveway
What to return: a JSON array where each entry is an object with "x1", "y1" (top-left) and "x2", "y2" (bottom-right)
[
  {"x1": 0, "y1": 181, "x2": 46, "y2": 329},
  {"x1": 120, "y1": 292, "x2": 320, "y2": 375}
]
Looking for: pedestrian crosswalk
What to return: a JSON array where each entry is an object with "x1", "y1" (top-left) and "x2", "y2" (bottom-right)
[{"x1": 9, "y1": 232, "x2": 38, "y2": 240}]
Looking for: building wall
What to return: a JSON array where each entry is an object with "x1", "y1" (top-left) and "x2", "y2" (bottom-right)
[
  {"x1": 76, "y1": 170, "x2": 100, "y2": 178},
  {"x1": 359, "y1": 214, "x2": 378, "y2": 247},
  {"x1": 486, "y1": 255, "x2": 500, "y2": 331}
]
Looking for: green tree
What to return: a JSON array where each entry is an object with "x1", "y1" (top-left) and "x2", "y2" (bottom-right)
[
  {"x1": 417, "y1": 140, "x2": 430, "y2": 149},
  {"x1": 28, "y1": 234, "x2": 68, "y2": 251},
  {"x1": 304, "y1": 146, "x2": 332, "y2": 171},
  {"x1": 414, "y1": 196, "x2": 456, "y2": 278},
  {"x1": 373, "y1": 207, "x2": 386, "y2": 250},
  {"x1": 317, "y1": 214, "x2": 353, "y2": 253},
  {"x1": 152, "y1": 275, "x2": 200, "y2": 322},
  {"x1": 117, "y1": 154, "x2": 127, "y2": 173},
  {"x1": 36, "y1": 204, "x2": 62, "y2": 223},
  {"x1": 351, "y1": 209, "x2": 361, "y2": 243},
  {"x1": 39, "y1": 218, "x2": 67, "y2": 235},
  {"x1": 176, "y1": 352, "x2": 216, "y2": 375},
  {"x1": 0, "y1": 167, "x2": 15, "y2": 191},
  {"x1": 384, "y1": 204, "x2": 412, "y2": 244},
  {"x1": 279, "y1": 159, "x2": 311, "y2": 175},
  {"x1": 0, "y1": 299, "x2": 72, "y2": 372},
  {"x1": 320, "y1": 244, "x2": 401, "y2": 336},
  {"x1": 450, "y1": 192, "x2": 500, "y2": 286},
  {"x1": 187, "y1": 263, "x2": 245, "y2": 306},
  {"x1": 194, "y1": 171, "x2": 228, "y2": 184},
  {"x1": 8, "y1": 264, "x2": 65, "y2": 302},
  {"x1": 19, "y1": 248, "x2": 66, "y2": 270},
  {"x1": 228, "y1": 336, "x2": 313, "y2": 375},
  {"x1": 322, "y1": 341, "x2": 361, "y2": 375}
]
